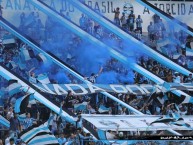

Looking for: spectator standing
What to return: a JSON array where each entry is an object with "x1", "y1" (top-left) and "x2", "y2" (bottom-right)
[
  {"x1": 147, "y1": 22, "x2": 154, "y2": 42},
  {"x1": 65, "y1": 90, "x2": 75, "y2": 109},
  {"x1": 113, "y1": 7, "x2": 120, "y2": 26},
  {"x1": 87, "y1": 18, "x2": 95, "y2": 35},
  {"x1": 79, "y1": 14, "x2": 86, "y2": 31},
  {"x1": 9, "y1": 113, "x2": 21, "y2": 137},
  {"x1": 127, "y1": 11, "x2": 135, "y2": 31},
  {"x1": 85, "y1": 67, "x2": 103, "y2": 83},
  {"x1": 173, "y1": 72, "x2": 181, "y2": 83},
  {"x1": 120, "y1": 13, "x2": 127, "y2": 30},
  {"x1": 23, "y1": 113, "x2": 37, "y2": 130},
  {"x1": 28, "y1": 67, "x2": 37, "y2": 84},
  {"x1": 136, "y1": 15, "x2": 143, "y2": 34}
]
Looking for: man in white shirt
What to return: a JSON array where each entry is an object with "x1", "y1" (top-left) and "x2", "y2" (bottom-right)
[
  {"x1": 6, "y1": 138, "x2": 15, "y2": 145},
  {"x1": 173, "y1": 72, "x2": 181, "y2": 83},
  {"x1": 85, "y1": 67, "x2": 103, "y2": 83}
]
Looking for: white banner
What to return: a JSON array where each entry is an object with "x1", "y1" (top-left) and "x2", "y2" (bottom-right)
[
  {"x1": 82, "y1": 114, "x2": 193, "y2": 131},
  {"x1": 1, "y1": 0, "x2": 193, "y2": 32}
]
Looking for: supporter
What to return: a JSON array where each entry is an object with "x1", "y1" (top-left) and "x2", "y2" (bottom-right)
[
  {"x1": 86, "y1": 104, "x2": 96, "y2": 114},
  {"x1": 76, "y1": 114, "x2": 83, "y2": 129},
  {"x1": 6, "y1": 138, "x2": 15, "y2": 145},
  {"x1": 28, "y1": 67, "x2": 37, "y2": 84},
  {"x1": 147, "y1": 22, "x2": 155, "y2": 42},
  {"x1": 143, "y1": 106, "x2": 152, "y2": 115},
  {"x1": 135, "y1": 29, "x2": 142, "y2": 40},
  {"x1": 67, "y1": 133, "x2": 76, "y2": 144},
  {"x1": 158, "y1": 19, "x2": 166, "y2": 38},
  {"x1": 23, "y1": 112, "x2": 37, "y2": 130},
  {"x1": 87, "y1": 18, "x2": 95, "y2": 35},
  {"x1": 136, "y1": 15, "x2": 143, "y2": 34},
  {"x1": 173, "y1": 72, "x2": 181, "y2": 83},
  {"x1": 127, "y1": 10, "x2": 135, "y2": 32},
  {"x1": 153, "y1": 14, "x2": 160, "y2": 24},
  {"x1": 120, "y1": 107, "x2": 128, "y2": 115},
  {"x1": 76, "y1": 128, "x2": 92, "y2": 145},
  {"x1": 106, "y1": 130, "x2": 116, "y2": 140},
  {"x1": 113, "y1": 7, "x2": 120, "y2": 26},
  {"x1": 19, "y1": 12, "x2": 26, "y2": 31},
  {"x1": 6, "y1": 107, "x2": 14, "y2": 120},
  {"x1": 1, "y1": 7, "x2": 193, "y2": 144},
  {"x1": 65, "y1": 90, "x2": 75, "y2": 109},
  {"x1": 79, "y1": 14, "x2": 87, "y2": 30},
  {"x1": 84, "y1": 66, "x2": 103, "y2": 83},
  {"x1": 120, "y1": 13, "x2": 127, "y2": 30},
  {"x1": 185, "y1": 73, "x2": 193, "y2": 83},
  {"x1": 9, "y1": 113, "x2": 21, "y2": 136}
]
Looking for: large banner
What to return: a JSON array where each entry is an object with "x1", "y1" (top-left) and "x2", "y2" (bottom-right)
[
  {"x1": 1, "y1": 0, "x2": 193, "y2": 31},
  {"x1": 81, "y1": 114, "x2": 193, "y2": 131},
  {"x1": 33, "y1": 82, "x2": 193, "y2": 95}
]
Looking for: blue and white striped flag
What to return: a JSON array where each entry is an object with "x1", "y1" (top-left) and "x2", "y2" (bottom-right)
[
  {"x1": 14, "y1": 94, "x2": 30, "y2": 114},
  {"x1": 0, "y1": 114, "x2": 10, "y2": 128},
  {"x1": 6, "y1": 80, "x2": 22, "y2": 96},
  {"x1": 74, "y1": 102, "x2": 88, "y2": 111},
  {"x1": 18, "y1": 113, "x2": 27, "y2": 123},
  {"x1": 19, "y1": 122, "x2": 59, "y2": 145},
  {"x1": 36, "y1": 73, "x2": 50, "y2": 84},
  {"x1": 98, "y1": 105, "x2": 110, "y2": 113}
]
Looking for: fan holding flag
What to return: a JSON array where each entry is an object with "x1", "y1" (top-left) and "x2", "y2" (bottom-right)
[{"x1": 28, "y1": 67, "x2": 37, "y2": 84}]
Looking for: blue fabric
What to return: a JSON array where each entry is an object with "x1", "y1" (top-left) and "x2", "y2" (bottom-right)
[
  {"x1": 29, "y1": 136, "x2": 58, "y2": 145},
  {"x1": 74, "y1": 103, "x2": 87, "y2": 111},
  {"x1": 97, "y1": 129, "x2": 109, "y2": 144},
  {"x1": 22, "y1": 126, "x2": 48, "y2": 142},
  {"x1": 14, "y1": 96, "x2": 24, "y2": 113},
  {"x1": 58, "y1": 137, "x2": 66, "y2": 145}
]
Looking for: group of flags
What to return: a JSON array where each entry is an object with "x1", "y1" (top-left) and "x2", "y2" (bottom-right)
[
  {"x1": 150, "y1": 104, "x2": 192, "y2": 129},
  {"x1": 19, "y1": 122, "x2": 59, "y2": 145},
  {"x1": 3, "y1": 78, "x2": 60, "y2": 144},
  {"x1": 14, "y1": 95, "x2": 59, "y2": 144}
]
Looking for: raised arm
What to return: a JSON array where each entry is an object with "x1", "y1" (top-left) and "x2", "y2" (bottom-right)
[
  {"x1": 97, "y1": 66, "x2": 103, "y2": 76},
  {"x1": 28, "y1": 67, "x2": 35, "y2": 76}
]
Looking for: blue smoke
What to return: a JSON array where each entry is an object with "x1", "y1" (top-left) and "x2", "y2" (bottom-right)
[
  {"x1": 74, "y1": 42, "x2": 111, "y2": 76},
  {"x1": 51, "y1": 69, "x2": 71, "y2": 83},
  {"x1": 97, "y1": 71, "x2": 118, "y2": 84}
]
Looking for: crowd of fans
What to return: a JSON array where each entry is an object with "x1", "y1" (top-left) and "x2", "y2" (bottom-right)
[{"x1": 0, "y1": 3, "x2": 193, "y2": 145}]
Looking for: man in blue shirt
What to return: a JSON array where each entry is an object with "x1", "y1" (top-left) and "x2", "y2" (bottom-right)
[{"x1": 136, "y1": 15, "x2": 143, "y2": 34}]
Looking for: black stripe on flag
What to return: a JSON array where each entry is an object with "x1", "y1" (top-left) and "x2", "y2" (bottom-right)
[
  {"x1": 8, "y1": 79, "x2": 18, "y2": 85},
  {"x1": 20, "y1": 94, "x2": 30, "y2": 114}
]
